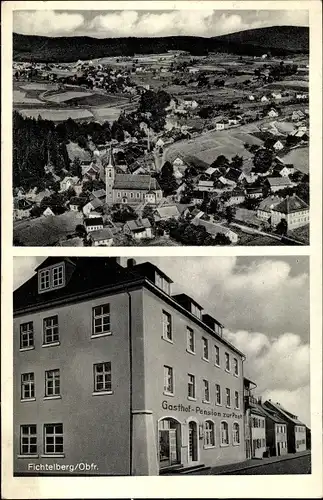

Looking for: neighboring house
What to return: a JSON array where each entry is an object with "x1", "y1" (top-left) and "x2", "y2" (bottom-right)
[
  {"x1": 291, "y1": 110, "x2": 305, "y2": 121},
  {"x1": 42, "y1": 207, "x2": 55, "y2": 217},
  {"x1": 174, "y1": 183, "x2": 186, "y2": 202},
  {"x1": 270, "y1": 194, "x2": 309, "y2": 230},
  {"x1": 224, "y1": 189, "x2": 246, "y2": 207},
  {"x1": 261, "y1": 96, "x2": 269, "y2": 102},
  {"x1": 266, "y1": 177, "x2": 294, "y2": 192},
  {"x1": 13, "y1": 198, "x2": 34, "y2": 220},
  {"x1": 245, "y1": 187, "x2": 263, "y2": 199},
  {"x1": 89, "y1": 228, "x2": 114, "y2": 246},
  {"x1": 280, "y1": 166, "x2": 295, "y2": 177},
  {"x1": 264, "y1": 400, "x2": 307, "y2": 454},
  {"x1": 261, "y1": 406, "x2": 288, "y2": 457},
  {"x1": 69, "y1": 197, "x2": 85, "y2": 212},
  {"x1": 124, "y1": 218, "x2": 153, "y2": 240},
  {"x1": 273, "y1": 140, "x2": 284, "y2": 151},
  {"x1": 191, "y1": 190, "x2": 205, "y2": 205},
  {"x1": 257, "y1": 195, "x2": 282, "y2": 221},
  {"x1": 191, "y1": 218, "x2": 238, "y2": 243},
  {"x1": 84, "y1": 217, "x2": 104, "y2": 233},
  {"x1": 196, "y1": 180, "x2": 216, "y2": 192},
  {"x1": 248, "y1": 95, "x2": 255, "y2": 101},
  {"x1": 82, "y1": 198, "x2": 103, "y2": 217},
  {"x1": 154, "y1": 205, "x2": 180, "y2": 222},
  {"x1": 272, "y1": 93, "x2": 282, "y2": 100},
  {"x1": 60, "y1": 176, "x2": 79, "y2": 192},
  {"x1": 267, "y1": 109, "x2": 279, "y2": 118},
  {"x1": 250, "y1": 408, "x2": 267, "y2": 459},
  {"x1": 91, "y1": 189, "x2": 106, "y2": 201}
]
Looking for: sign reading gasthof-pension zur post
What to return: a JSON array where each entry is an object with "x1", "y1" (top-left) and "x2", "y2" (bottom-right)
[{"x1": 162, "y1": 400, "x2": 243, "y2": 419}]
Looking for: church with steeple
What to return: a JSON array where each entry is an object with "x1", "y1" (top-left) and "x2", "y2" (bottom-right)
[{"x1": 100, "y1": 145, "x2": 162, "y2": 205}]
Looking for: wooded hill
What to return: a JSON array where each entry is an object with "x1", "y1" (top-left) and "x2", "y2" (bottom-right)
[{"x1": 13, "y1": 26, "x2": 309, "y2": 62}]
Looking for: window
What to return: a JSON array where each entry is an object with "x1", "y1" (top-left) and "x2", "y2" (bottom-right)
[
  {"x1": 20, "y1": 425, "x2": 37, "y2": 455},
  {"x1": 202, "y1": 337, "x2": 209, "y2": 361},
  {"x1": 93, "y1": 362, "x2": 112, "y2": 393},
  {"x1": 188, "y1": 374, "x2": 196, "y2": 399},
  {"x1": 44, "y1": 424, "x2": 63, "y2": 454},
  {"x1": 117, "y1": 191, "x2": 121, "y2": 197},
  {"x1": 215, "y1": 384, "x2": 221, "y2": 405},
  {"x1": 92, "y1": 304, "x2": 111, "y2": 336},
  {"x1": 214, "y1": 345, "x2": 220, "y2": 366},
  {"x1": 21, "y1": 373, "x2": 35, "y2": 400},
  {"x1": 203, "y1": 380, "x2": 210, "y2": 402},
  {"x1": 155, "y1": 273, "x2": 170, "y2": 295},
  {"x1": 39, "y1": 265, "x2": 65, "y2": 292},
  {"x1": 43, "y1": 316, "x2": 59, "y2": 345},
  {"x1": 136, "y1": 192, "x2": 140, "y2": 198},
  {"x1": 226, "y1": 388, "x2": 231, "y2": 407},
  {"x1": 221, "y1": 421, "x2": 229, "y2": 445},
  {"x1": 233, "y1": 423, "x2": 240, "y2": 445},
  {"x1": 164, "y1": 366, "x2": 174, "y2": 395},
  {"x1": 45, "y1": 369, "x2": 60, "y2": 397},
  {"x1": 162, "y1": 311, "x2": 172, "y2": 342},
  {"x1": 39, "y1": 269, "x2": 50, "y2": 291},
  {"x1": 204, "y1": 421, "x2": 215, "y2": 447},
  {"x1": 234, "y1": 391, "x2": 239, "y2": 409},
  {"x1": 225, "y1": 352, "x2": 230, "y2": 371},
  {"x1": 20, "y1": 322, "x2": 34, "y2": 349},
  {"x1": 191, "y1": 303, "x2": 201, "y2": 319},
  {"x1": 187, "y1": 327, "x2": 195, "y2": 353},
  {"x1": 233, "y1": 358, "x2": 239, "y2": 376}
]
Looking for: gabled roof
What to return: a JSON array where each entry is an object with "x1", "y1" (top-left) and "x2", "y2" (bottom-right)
[
  {"x1": 264, "y1": 400, "x2": 305, "y2": 426},
  {"x1": 114, "y1": 174, "x2": 160, "y2": 191},
  {"x1": 91, "y1": 189, "x2": 106, "y2": 199},
  {"x1": 258, "y1": 195, "x2": 282, "y2": 211},
  {"x1": 272, "y1": 195, "x2": 308, "y2": 214},
  {"x1": 154, "y1": 205, "x2": 180, "y2": 219},
  {"x1": 267, "y1": 177, "x2": 293, "y2": 187},
  {"x1": 90, "y1": 228, "x2": 113, "y2": 241},
  {"x1": 125, "y1": 218, "x2": 151, "y2": 231},
  {"x1": 84, "y1": 217, "x2": 104, "y2": 227}
]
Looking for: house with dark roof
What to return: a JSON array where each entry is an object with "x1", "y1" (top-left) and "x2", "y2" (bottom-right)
[
  {"x1": 84, "y1": 217, "x2": 104, "y2": 233},
  {"x1": 264, "y1": 400, "x2": 307, "y2": 453},
  {"x1": 266, "y1": 177, "x2": 294, "y2": 193},
  {"x1": 257, "y1": 195, "x2": 282, "y2": 221},
  {"x1": 124, "y1": 218, "x2": 153, "y2": 240},
  {"x1": 89, "y1": 228, "x2": 114, "y2": 247},
  {"x1": 271, "y1": 194, "x2": 309, "y2": 230},
  {"x1": 13, "y1": 198, "x2": 34, "y2": 220},
  {"x1": 153, "y1": 205, "x2": 180, "y2": 223}
]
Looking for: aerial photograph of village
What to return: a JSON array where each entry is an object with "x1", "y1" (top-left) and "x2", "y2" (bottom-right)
[{"x1": 12, "y1": 9, "x2": 310, "y2": 246}]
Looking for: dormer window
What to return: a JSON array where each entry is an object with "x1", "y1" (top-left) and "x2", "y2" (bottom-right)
[
  {"x1": 191, "y1": 303, "x2": 202, "y2": 319},
  {"x1": 155, "y1": 271, "x2": 170, "y2": 295},
  {"x1": 38, "y1": 264, "x2": 65, "y2": 293}
]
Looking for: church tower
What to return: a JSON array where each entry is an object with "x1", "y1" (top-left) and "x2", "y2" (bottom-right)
[{"x1": 105, "y1": 145, "x2": 115, "y2": 204}]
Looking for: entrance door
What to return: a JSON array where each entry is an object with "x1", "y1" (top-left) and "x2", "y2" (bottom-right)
[
  {"x1": 188, "y1": 421, "x2": 198, "y2": 462},
  {"x1": 158, "y1": 419, "x2": 180, "y2": 468},
  {"x1": 277, "y1": 442, "x2": 281, "y2": 456}
]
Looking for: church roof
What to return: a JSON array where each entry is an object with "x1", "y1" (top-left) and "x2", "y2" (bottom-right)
[{"x1": 114, "y1": 174, "x2": 161, "y2": 191}]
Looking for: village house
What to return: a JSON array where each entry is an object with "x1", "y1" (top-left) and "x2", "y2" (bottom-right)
[
  {"x1": 69, "y1": 197, "x2": 85, "y2": 212},
  {"x1": 42, "y1": 207, "x2": 56, "y2": 217},
  {"x1": 273, "y1": 140, "x2": 284, "y2": 151},
  {"x1": 224, "y1": 189, "x2": 246, "y2": 207},
  {"x1": 291, "y1": 110, "x2": 305, "y2": 121},
  {"x1": 264, "y1": 400, "x2": 306, "y2": 454},
  {"x1": 89, "y1": 228, "x2": 114, "y2": 247},
  {"x1": 192, "y1": 218, "x2": 239, "y2": 244},
  {"x1": 13, "y1": 198, "x2": 34, "y2": 220},
  {"x1": 82, "y1": 198, "x2": 103, "y2": 217},
  {"x1": 196, "y1": 180, "x2": 216, "y2": 193},
  {"x1": 266, "y1": 177, "x2": 294, "y2": 193},
  {"x1": 245, "y1": 186, "x2": 263, "y2": 199},
  {"x1": 261, "y1": 95, "x2": 269, "y2": 103},
  {"x1": 257, "y1": 195, "x2": 282, "y2": 221},
  {"x1": 267, "y1": 109, "x2": 279, "y2": 118},
  {"x1": 270, "y1": 194, "x2": 309, "y2": 230},
  {"x1": 153, "y1": 205, "x2": 181, "y2": 223},
  {"x1": 124, "y1": 218, "x2": 153, "y2": 240},
  {"x1": 279, "y1": 165, "x2": 295, "y2": 177},
  {"x1": 84, "y1": 217, "x2": 104, "y2": 233}
]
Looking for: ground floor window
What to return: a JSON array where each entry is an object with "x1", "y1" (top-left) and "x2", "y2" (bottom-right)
[
  {"x1": 20, "y1": 425, "x2": 37, "y2": 455},
  {"x1": 204, "y1": 420, "x2": 215, "y2": 447},
  {"x1": 232, "y1": 422, "x2": 240, "y2": 444},
  {"x1": 221, "y1": 421, "x2": 229, "y2": 445},
  {"x1": 158, "y1": 418, "x2": 181, "y2": 468},
  {"x1": 44, "y1": 423, "x2": 63, "y2": 454}
]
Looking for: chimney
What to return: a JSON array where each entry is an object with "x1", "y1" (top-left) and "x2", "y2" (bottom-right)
[
  {"x1": 127, "y1": 258, "x2": 137, "y2": 268},
  {"x1": 258, "y1": 396, "x2": 262, "y2": 405}
]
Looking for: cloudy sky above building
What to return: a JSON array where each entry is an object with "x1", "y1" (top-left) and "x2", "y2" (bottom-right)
[
  {"x1": 13, "y1": 256, "x2": 310, "y2": 426},
  {"x1": 13, "y1": 9, "x2": 309, "y2": 38}
]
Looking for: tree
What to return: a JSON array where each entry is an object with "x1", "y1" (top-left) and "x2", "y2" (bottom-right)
[
  {"x1": 158, "y1": 162, "x2": 178, "y2": 196},
  {"x1": 71, "y1": 157, "x2": 82, "y2": 178},
  {"x1": 214, "y1": 233, "x2": 231, "y2": 245},
  {"x1": 225, "y1": 206, "x2": 235, "y2": 224},
  {"x1": 210, "y1": 155, "x2": 230, "y2": 169},
  {"x1": 142, "y1": 205, "x2": 155, "y2": 226},
  {"x1": 231, "y1": 155, "x2": 243, "y2": 169},
  {"x1": 253, "y1": 148, "x2": 273, "y2": 174},
  {"x1": 30, "y1": 205, "x2": 43, "y2": 218},
  {"x1": 75, "y1": 224, "x2": 86, "y2": 237},
  {"x1": 276, "y1": 218, "x2": 288, "y2": 235}
]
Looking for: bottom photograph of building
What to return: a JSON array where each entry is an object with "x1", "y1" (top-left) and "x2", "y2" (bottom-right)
[{"x1": 13, "y1": 256, "x2": 311, "y2": 475}]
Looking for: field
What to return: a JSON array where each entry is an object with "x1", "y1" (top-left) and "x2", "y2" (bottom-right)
[
  {"x1": 164, "y1": 125, "x2": 264, "y2": 166},
  {"x1": 13, "y1": 80, "x2": 130, "y2": 123},
  {"x1": 267, "y1": 80, "x2": 309, "y2": 90},
  {"x1": 280, "y1": 147, "x2": 309, "y2": 174}
]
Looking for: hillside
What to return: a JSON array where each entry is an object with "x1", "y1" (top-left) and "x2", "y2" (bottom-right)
[
  {"x1": 13, "y1": 26, "x2": 309, "y2": 63},
  {"x1": 214, "y1": 26, "x2": 309, "y2": 53}
]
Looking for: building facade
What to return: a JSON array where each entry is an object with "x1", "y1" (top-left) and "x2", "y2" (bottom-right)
[
  {"x1": 264, "y1": 400, "x2": 307, "y2": 453},
  {"x1": 13, "y1": 257, "x2": 246, "y2": 476}
]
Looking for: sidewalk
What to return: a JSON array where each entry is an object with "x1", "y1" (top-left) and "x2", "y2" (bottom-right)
[{"x1": 191, "y1": 450, "x2": 311, "y2": 475}]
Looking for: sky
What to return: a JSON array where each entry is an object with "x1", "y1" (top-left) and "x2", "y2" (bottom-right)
[
  {"x1": 13, "y1": 255, "x2": 310, "y2": 426},
  {"x1": 13, "y1": 9, "x2": 309, "y2": 38}
]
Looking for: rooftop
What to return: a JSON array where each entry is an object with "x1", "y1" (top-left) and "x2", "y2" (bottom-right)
[
  {"x1": 114, "y1": 174, "x2": 160, "y2": 191},
  {"x1": 272, "y1": 195, "x2": 308, "y2": 214}
]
